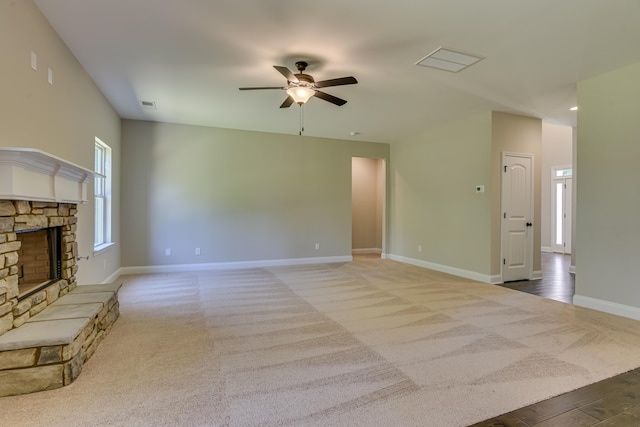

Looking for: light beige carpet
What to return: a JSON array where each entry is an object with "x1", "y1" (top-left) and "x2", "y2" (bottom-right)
[{"x1": 3, "y1": 257, "x2": 640, "y2": 426}]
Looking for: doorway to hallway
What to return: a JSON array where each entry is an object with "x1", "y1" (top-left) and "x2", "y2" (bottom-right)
[
  {"x1": 351, "y1": 157, "x2": 385, "y2": 258},
  {"x1": 498, "y1": 252, "x2": 574, "y2": 303}
]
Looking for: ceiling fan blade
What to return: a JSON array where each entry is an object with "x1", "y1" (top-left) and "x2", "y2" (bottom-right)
[
  {"x1": 239, "y1": 86, "x2": 285, "y2": 90},
  {"x1": 314, "y1": 76, "x2": 358, "y2": 88},
  {"x1": 273, "y1": 66, "x2": 299, "y2": 83},
  {"x1": 313, "y1": 90, "x2": 347, "y2": 106},
  {"x1": 280, "y1": 96, "x2": 294, "y2": 108}
]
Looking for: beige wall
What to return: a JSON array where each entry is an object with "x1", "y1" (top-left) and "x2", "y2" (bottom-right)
[
  {"x1": 0, "y1": 0, "x2": 121, "y2": 284},
  {"x1": 352, "y1": 157, "x2": 384, "y2": 251},
  {"x1": 390, "y1": 112, "x2": 493, "y2": 276},
  {"x1": 120, "y1": 120, "x2": 389, "y2": 266},
  {"x1": 575, "y1": 61, "x2": 640, "y2": 308},
  {"x1": 391, "y1": 111, "x2": 541, "y2": 281},
  {"x1": 540, "y1": 123, "x2": 573, "y2": 251}
]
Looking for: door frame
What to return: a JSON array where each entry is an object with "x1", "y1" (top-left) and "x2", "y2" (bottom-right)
[
  {"x1": 351, "y1": 157, "x2": 387, "y2": 257},
  {"x1": 501, "y1": 151, "x2": 534, "y2": 282},
  {"x1": 551, "y1": 165, "x2": 572, "y2": 254}
]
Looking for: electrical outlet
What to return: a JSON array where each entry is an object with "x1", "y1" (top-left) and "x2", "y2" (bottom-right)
[
  {"x1": 48, "y1": 67, "x2": 53, "y2": 85},
  {"x1": 31, "y1": 51, "x2": 37, "y2": 70},
  {"x1": 315, "y1": 243, "x2": 320, "y2": 250},
  {"x1": 165, "y1": 248, "x2": 171, "y2": 256},
  {"x1": 418, "y1": 245, "x2": 422, "y2": 253},
  {"x1": 195, "y1": 247, "x2": 201, "y2": 255}
]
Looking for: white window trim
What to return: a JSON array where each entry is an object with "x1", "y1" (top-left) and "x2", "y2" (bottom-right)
[
  {"x1": 94, "y1": 137, "x2": 113, "y2": 251},
  {"x1": 93, "y1": 242, "x2": 115, "y2": 256}
]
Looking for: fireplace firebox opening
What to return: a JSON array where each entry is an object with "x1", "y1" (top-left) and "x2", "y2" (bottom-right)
[{"x1": 16, "y1": 227, "x2": 63, "y2": 300}]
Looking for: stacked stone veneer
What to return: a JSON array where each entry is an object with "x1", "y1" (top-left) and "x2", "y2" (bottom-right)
[
  {"x1": 0, "y1": 200, "x2": 78, "y2": 336},
  {"x1": 0, "y1": 283, "x2": 121, "y2": 396}
]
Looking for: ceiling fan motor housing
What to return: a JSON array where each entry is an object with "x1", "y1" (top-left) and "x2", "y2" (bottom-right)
[
  {"x1": 293, "y1": 73, "x2": 314, "y2": 86},
  {"x1": 293, "y1": 61, "x2": 315, "y2": 86}
]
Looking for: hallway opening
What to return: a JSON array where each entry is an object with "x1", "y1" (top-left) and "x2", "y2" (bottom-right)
[{"x1": 499, "y1": 252, "x2": 574, "y2": 304}]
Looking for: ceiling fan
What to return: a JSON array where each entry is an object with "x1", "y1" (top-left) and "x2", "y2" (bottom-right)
[{"x1": 239, "y1": 61, "x2": 358, "y2": 108}]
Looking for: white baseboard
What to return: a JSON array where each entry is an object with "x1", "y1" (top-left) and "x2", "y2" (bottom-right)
[
  {"x1": 541, "y1": 246, "x2": 553, "y2": 253},
  {"x1": 352, "y1": 248, "x2": 382, "y2": 255},
  {"x1": 574, "y1": 295, "x2": 640, "y2": 321},
  {"x1": 102, "y1": 268, "x2": 123, "y2": 284},
  {"x1": 488, "y1": 274, "x2": 503, "y2": 284},
  {"x1": 119, "y1": 255, "x2": 353, "y2": 276},
  {"x1": 388, "y1": 254, "x2": 498, "y2": 284},
  {"x1": 531, "y1": 270, "x2": 543, "y2": 280}
]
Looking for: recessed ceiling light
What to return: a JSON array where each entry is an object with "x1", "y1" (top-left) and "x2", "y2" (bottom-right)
[
  {"x1": 570, "y1": 106, "x2": 578, "y2": 111},
  {"x1": 350, "y1": 131, "x2": 361, "y2": 136},
  {"x1": 416, "y1": 47, "x2": 484, "y2": 73}
]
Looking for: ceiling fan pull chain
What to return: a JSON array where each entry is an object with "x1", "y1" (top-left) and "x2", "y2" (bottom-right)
[{"x1": 299, "y1": 104, "x2": 305, "y2": 136}]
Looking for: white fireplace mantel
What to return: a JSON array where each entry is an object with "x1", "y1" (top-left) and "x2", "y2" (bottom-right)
[{"x1": 0, "y1": 147, "x2": 95, "y2": 204}]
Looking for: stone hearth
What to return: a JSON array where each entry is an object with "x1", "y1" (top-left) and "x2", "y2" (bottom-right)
[{"x1": 0, "y1": 282, "x2": 120, "y2": 396}]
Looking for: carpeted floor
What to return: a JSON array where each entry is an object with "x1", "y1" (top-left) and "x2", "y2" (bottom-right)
[{"x1": 3, "y1": 257, "x2": 640, "y2": 426}]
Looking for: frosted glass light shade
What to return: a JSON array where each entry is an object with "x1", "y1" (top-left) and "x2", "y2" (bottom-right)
[{"x1": 287, "y1": 86, "x2": 315, "y2": 104}]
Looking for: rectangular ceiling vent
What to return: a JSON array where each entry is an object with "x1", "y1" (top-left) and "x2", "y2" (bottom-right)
[
  {"x1": 416, "y1": 47, "x2": 484, "y2": 73},
  {"x1": 140, "y1": 100, "x2": 157, "y2": 110}
]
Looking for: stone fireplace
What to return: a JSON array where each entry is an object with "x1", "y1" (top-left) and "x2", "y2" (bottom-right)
[
  {"x1": 0, "y1": 200, "x2": 79, "y2": 335},
  {"x1": 0, "y1": 148, "x2": 121, "y2": 396},
  {"x1": 0, "y1": 147, "x2": 92, "y2": 336}
]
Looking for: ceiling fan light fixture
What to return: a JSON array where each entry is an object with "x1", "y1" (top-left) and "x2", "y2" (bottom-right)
[
  {"x1": 240, "y1": 62, "x2": 355, "y2": 108},
  {"x1": 287, "y1": 86, "x2": 315, "y2": 104}
]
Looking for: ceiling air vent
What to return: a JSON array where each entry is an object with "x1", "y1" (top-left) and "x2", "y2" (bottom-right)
[
  {"x1": 140, "y1": 100, "x2": 157, "y2": 110},
  {"x1": 416, "y1": 47, "x2": 484, "y2": 72}
]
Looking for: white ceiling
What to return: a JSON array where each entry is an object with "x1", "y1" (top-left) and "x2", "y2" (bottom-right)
[{"x1": 34, "y1": 0, "x2": 640, "y2": 143}]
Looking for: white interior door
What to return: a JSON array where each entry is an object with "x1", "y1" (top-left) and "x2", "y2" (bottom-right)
[{"x1": 501, "y1": 153, "x2": 533, "y2": 282}]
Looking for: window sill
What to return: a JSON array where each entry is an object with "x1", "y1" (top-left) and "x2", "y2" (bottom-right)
[{"x1": 93, "y1": 242, "x2": 115, "y2": 256}]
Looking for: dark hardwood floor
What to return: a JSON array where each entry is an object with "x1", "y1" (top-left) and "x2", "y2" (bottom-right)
[
  {"x1": 500, "y1": 252, "x2": 575, "y2": 304},
  {"x1": 472, "y1": 253, "x2": 640, "y2": 426},
  {"x1": 471, "y1": 368, "x2": 640, "y2": 426}
]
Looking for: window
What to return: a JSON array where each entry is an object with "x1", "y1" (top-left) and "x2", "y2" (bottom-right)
[
  {"x1": 555, "y1": 168, "x2": 572, "y2": 177},
  {"x1": 555, "y1": 182, "x2": 564, "y2": 245},
  {"x1": 94, "y1": 137, "x2": 112, "y2": 251}
]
